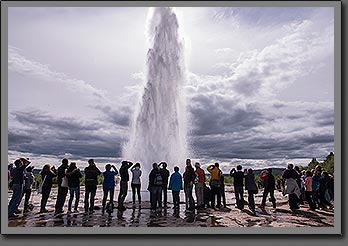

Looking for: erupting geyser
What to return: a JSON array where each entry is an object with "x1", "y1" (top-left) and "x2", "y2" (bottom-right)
[{"x1": 122, "y1": 7, "x2": 188, "y2": 172}]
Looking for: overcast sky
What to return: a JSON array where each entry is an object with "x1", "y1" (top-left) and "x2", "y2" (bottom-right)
[{"x1": 8, "y1": 7, "x2": 334, "y2": 172}]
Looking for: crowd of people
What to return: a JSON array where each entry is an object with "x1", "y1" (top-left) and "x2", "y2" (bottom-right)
[{"x1": 7, "y1": 157, "x2": 334, "y2": 219}]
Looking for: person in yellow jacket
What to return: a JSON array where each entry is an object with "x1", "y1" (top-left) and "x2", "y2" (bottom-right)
[{"x1": 207, "y1": 163, "x2": 222, "y2": 209}]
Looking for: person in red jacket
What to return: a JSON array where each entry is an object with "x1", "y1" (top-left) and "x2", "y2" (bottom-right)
[
  {"x1": 259, "y1": 168, "x2": 276, "y2": 209},
  {"x1": 194, "y1": 162, "x2": 205, "y2": 209}
]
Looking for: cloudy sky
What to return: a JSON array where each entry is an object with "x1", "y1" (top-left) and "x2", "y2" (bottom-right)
[{"x1": 8, "y1": 7, "x2": 334, "y2": 172}]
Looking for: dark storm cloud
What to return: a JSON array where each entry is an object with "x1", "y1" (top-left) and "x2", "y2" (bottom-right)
[
  {"x1": 314, "y1": 110, "x2": 334, "y2": 127},
  {"x1": 191, "y1": 131, "x2": 334, "y2": 161},
  {"x1": 13, "y1": 110, "x2": 102, "y2": 131},
  {"x1": 188, "y1": 94, "x2": 264, "y2": 136},
  {"x1": 9, "y1": 110, "x2": 127, "y2": 158},
  {"x1": 187, "y1": 94, "x2": 334, "y2": 161},
  {"x1": 94, "y1": 105, "x2": 131, "y2": 127}
]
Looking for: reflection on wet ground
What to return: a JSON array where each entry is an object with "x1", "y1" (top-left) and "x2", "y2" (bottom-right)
[
  {"x1": 8, "y1": 202, "x2": 226, "y2": 228},
  {"x1": 8, "y1": 186, "x2": 334, "y2": 228}
]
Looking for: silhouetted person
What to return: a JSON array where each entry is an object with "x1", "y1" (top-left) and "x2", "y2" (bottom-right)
[
  {"x1": 230, "y1": 165, "x2": 245, "y2": 209},
  {"x1": 8, "y1": 158, "x2": 31, "y2": 218},
  {"x1": 117, "y1": 160, "x2": 133, "y2": 211},
  {"x1": 159, "y1": 162, "x2": 170, "y2": 208},
  {"x1": 183, "y1": 159, "x2": 196, "y2": 212},
  {"x1": 244, "y1": 168, "x2": 258, "y2": 214},
  {"x1": 203, "y1": 183, "x2": 211, "y2": 208},
  {"x1": 22, "y1": 166, "x2": 35, "y2": 213},
  {"x1": 207, "y1": 163, "x2": 222, "y2": 210},
  {"x1": 54, "y1": 158, "x2": 69, "y2": 215},
  {"x1": 84, "y1": 159, "x2": 101, "y2": 213},
  {"x1": 39, "y1": 164, "x2": 57, "y2": 213},
  {"x1": 318, "y1": 171, "x2": 333, "y2": 209},
  {"x1": 219, "y1": 175, "x2": 227, "y2": 208},
  {"x1": 294, "y1": 166, "x2": 304, "y2": 205},
  {"x1": 66, "y1": 162, "x2": 82, "y2": 213},
  {"x1": 260, "y1": 168, "x2": 276, "y2": 209},
  {"x1": 8, "y1": 163, "x2": 14, "y2": 189},
  {"x1": 168, "y1": 166, "x2": 183, "y2": 210},
  {"x1": 148, "y1": 163, "x2": 163, "y2": 212},
  {"x1": 327, "y1": 174, "x2": 334, "y2": 202},
  {"x1": 312, "y1": 169, "x2": 320, "y2": 209},
  {"x1": 131, "y1": 163, "x2": 142, "y2": 207},
  {"x1": 282, "y1": 163, "x2": 300, "y2": 210},
  {"x1": 102, "y1": 164, "x2": 118, "y2": 214}
]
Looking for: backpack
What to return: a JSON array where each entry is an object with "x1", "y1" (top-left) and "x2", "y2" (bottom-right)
[{"x1": 154, "y1": 172, "x2": 163, "y2": 186}]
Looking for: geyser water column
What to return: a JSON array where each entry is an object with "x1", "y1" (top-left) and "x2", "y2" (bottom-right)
[{"x1": 122, "y1": 7, "x2": 188, "y2": 178}]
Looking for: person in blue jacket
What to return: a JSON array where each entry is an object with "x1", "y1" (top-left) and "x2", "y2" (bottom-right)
[
  {"x1": 102, "y1": 164, "x2": 118, "y2": 214},
  {"x1": 168, "y1": 166, "x2": 183, "y2": 210}
]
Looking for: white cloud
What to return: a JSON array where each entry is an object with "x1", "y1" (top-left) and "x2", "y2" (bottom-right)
[{"x1": 8, "y1": 45, "x2": 109, "y2": 103}]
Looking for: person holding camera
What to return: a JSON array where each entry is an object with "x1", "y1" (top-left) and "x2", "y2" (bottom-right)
[
  {"x1": 102, "y1": 164, "x2": 118, "y2": 214},
  {"x1": 207, "y1": 163, "x2": 222, "y2": 210},
  {"x1": 39, "y1": 164, "x2": 57, "y2": 213},
  {"x1": 84, "y1": 159, "x2": 101, "y2": 214},
  {"x1": 8, "y1": 158, "x2": 31, "y2": 218},
  {"x1": 117, "y1": 160, "x2": 133, "y2": 211}
]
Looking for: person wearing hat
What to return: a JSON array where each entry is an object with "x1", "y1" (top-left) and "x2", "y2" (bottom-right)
[
  {"x1": 194, "y1": 162, "x2": 205, "y2": 209},
  {"x1": 8, "y1": 158, "x2": 31, "y2": 218},
  {"x1": 22, "y1": 166, "x2": 35, "y2": 213}
]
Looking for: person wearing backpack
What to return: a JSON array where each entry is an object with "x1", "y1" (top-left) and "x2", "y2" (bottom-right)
[
  {"x1": 259, "y1": 168, "x2": 276, "y2": 209},
  {"x1": 183, "y1": 159, "x2": 196, "y2": 212},
  {"x1": 148, "y1": 163, "x2": 163, "y2": 212},
  {"x1": 282, "y1": 163, "x2": 300, "y2": 210},
  {"x1": 168, "y1": 166, "x2": 183, "y2": 210}
]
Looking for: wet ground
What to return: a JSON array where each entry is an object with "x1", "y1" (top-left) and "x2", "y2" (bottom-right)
[{"x1": 8, "y1": 186, "x2": 334, "y2": 227}]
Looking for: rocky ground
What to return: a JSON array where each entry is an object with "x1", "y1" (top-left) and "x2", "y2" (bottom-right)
[{"x1": 8, "y1": 186, "x2": 334, "y2": 227}]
